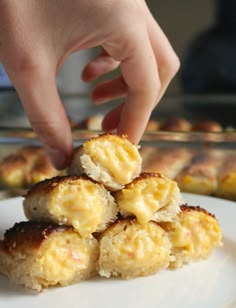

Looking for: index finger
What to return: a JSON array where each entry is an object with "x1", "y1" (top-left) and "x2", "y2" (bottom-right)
[{"x1": 103, "y1": 29, "x2": 160, "y2": 144}]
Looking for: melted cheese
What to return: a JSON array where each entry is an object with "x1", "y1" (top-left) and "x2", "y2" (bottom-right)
[
  {"x1": 106, "y1": 222, "x2": 171, "y2": 269},
  {"x1": 169, "y1": 210, "x2": 222, "y2": 259},
  {"x1": 49, "y1": 180, "x2": 104, "y2": 237},
  {"x1": 38, "y1": 232, "x2": 94, "y2": 282},
  {"x1": 117, "y1": 175, "x2": 182, "y2": 224},
  {"x1": 84, "y1": 135, "x2": 141, "y2": 185}
]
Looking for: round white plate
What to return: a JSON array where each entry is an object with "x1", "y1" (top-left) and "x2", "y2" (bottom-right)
[{"x1": 0, "y1": 194, "x2": 236, "y2": 308}]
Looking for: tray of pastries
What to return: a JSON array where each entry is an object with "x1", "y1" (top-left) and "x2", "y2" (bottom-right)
[{"x1": 0, "y1": 116, "x2": 235, "y2": 201}]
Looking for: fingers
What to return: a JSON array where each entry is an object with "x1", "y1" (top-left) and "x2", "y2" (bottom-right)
[
  {"x1": 92, "y1": 76, "x2": 127, "y2": 103},
  {"x1": 6, "y1": 65, "x2": 73, "y2": 170},
  {"x1": 81, "y1": 49, "x2": 120, "y2": 82},
  {"x1": 100, "y1": 8, "x2": 179, "y2": 144},
  {"x1": 103, "y1": 27, "x2": 160, "y2": 144},
  {"x1": 144, "y1": 5, "x2": 180, "y2": 100},
  {"x1": 102, "y1": 103, "x2": 124, "y2": 132}
]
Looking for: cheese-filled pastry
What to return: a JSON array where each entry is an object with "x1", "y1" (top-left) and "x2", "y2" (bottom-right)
[
  {"x1": 216, "y1": 152, "x2": 236, "y2": 201},
  {"x1": 0, "y1": 146, "x2": 59, "y2": 189},
  {"x1": 116, "y1": 173, "x2": 183, "y2": 224},
  {"x1": 67, "y1": 134, "x2": 142, "y2": 191},
  {"x1": 0, "y1": 221, "x2": 99, "y2": 291},
  {"x1": 142, "y1": 148, "x2": 193, "y2": 180},
  {"x1": 99, "y1": 219, "x2": 172, "y2": 279},
  {"x1": 23, "y1": 176, "x2": 117, "y2": 237},
  {"x1": 175, "y1": 150, "x2": 223, "y2": 195},
  {"x1": 160, "y1": 205, "x2": 222, "y2": 269},
  {"x1": 0, "y1": 146, "x2": 44, "y2": 188}
]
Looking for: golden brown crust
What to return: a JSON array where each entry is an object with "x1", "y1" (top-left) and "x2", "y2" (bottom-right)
[
  {"x1": 24, "y1": 175, "x2": 92, "y2": 198},
  {"x1": 1, "y1": 221, "x2": 72, "y2": 252},
  {"x1": 124, "y1": 172, "x2": 165, "y2": 186},
  {"x1": 180, "y1": 204, "x2": 216, "y2": 219}
]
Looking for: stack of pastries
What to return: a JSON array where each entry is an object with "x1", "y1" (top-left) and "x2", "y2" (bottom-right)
[{"x1": 0, "y1": 134, "x2": 222, "y2": 291}]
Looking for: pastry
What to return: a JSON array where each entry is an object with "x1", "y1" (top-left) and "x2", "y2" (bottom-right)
[
  {"x1": 67, "y1": 133, "x2": 142, "y2": 191},
  {"x1": 23, "y1": 175, "x2": 117, "y2": 237},
  {"x1": 99, "y1": 219, "x2": 172, "y2": 279},
  {"x1": 116, "y1": 172, "x2": 183, "y2": 224},
  {"x1": 160, "y1": 204, "x2": 223, "y2": 269},
  {"x1": 0, "y1": 221, "x2": 99, "y2": 291}
]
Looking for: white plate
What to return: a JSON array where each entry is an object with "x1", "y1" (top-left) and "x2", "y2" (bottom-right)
[{"x1": 0, "y1": 194, "x2": 236, "y2": 308}]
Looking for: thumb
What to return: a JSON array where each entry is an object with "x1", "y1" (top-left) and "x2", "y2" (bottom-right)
[{"x1": 8, "y1": 67, "x2": 73, "y2": 170}]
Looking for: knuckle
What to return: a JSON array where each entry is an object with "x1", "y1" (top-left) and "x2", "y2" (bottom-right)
[
  {"x1": 7, "y1": 53, "x2": 44, "y2": 82},
  {"x1": 170, "y1": 53, "x2": 181, "y2": 75},
  {"x1": 164, "y1": 53, "x2": 180, "y2": 78}
]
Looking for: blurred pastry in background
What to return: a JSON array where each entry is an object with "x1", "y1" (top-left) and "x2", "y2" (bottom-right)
[
  {"x1": 216, "y1": 152, "x2": 236, "y2": 201},
  {"x1": 160, "y1": 118, "x2": 192, "y2": 132},
  {"x1": 191, "y1": 120, "x2": 223, "y2": 132},
  {"x1": 145, "y1": 119, "x2": 160, "y2": 131},
  {"x1": 73, "y1": 114, "x2": 104, "y2": 130},
  {"x1": 141, "y1": 148, "x2": 193, "y2": 180},
  {"x1": 175, "y1": 150, "x2": 224, "y2": 195},
  {"x1": 0, "y1": 146, "x2": 60, "y2": 189}
]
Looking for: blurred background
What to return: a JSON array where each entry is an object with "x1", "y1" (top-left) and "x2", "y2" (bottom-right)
[{"x1": 0, "y1": 0, "x2": 236, "y2": 127}]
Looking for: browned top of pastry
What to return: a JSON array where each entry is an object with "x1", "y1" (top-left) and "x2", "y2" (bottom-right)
[
  {"x1": 145, "y1": 119, "x2": 160, "y2": 131},
  {"x1": 24, "y1": 175, "x2": 93, "y2": 197},
  {"x1": 1, "y1": 221, "x2": 72, "y2": 252},
  {"x1": 180, "y1": 204, "x2": 216, "y2": 219},
  {"x1": 191, "y1": 120, "x2": 223, "y2": 132},
  {"x1": 123, "y1": 172, "x2": 165, "y2": 187},
  {"x1": 160, "y1": 118, "x2": 192, "y2": 132},
  {"x1": 0, "y1": 154, "x2": 27, "y2": 169}
]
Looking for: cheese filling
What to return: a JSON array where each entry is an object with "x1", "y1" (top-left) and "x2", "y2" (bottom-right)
[
  {"x1": 106, "y1": 222, "x2": 171, "y2": 268},
  {"x1": 38, "y1": 232, "x2": 96, "y2": 282},
  {"x1": 117, "y1": 177, "x2": 182, "y2": 224},
  {"x1": 83, "y1": 136, "x2": 141, "y2": 185},
  {"x1": 48, "y1": 181, "x2": 104, "y2": 237},
  {"x1": 169, "y1": 211, "x2": 222, "y2": 258}
]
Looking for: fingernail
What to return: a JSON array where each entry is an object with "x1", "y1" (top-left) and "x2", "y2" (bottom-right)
[{"x1": 47, "y1": 148, "x2": 69, "y2": 170}]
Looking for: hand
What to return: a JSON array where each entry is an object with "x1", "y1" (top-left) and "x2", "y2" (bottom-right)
[{"x1": 0, "y1": 0, "x2": 179, "y2": 169}]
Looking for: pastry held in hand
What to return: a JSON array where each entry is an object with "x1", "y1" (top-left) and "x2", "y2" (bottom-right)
[
  {"x1": 0, "y1": 221, "x2": 99, "y2": 291},
  {"x1": 116, "y1": 173, "x2": 183, "y2": 224},
  {"x1": 23, "y1": 175, "x2": 117, "y2": 237},
  {"x1": 67, "y1": 134, "x2": 142, "y2": 191},
  {"x1": 99, "y1": 219, "x2": 172, "y2": 279},
  {"x1": 160, "y1": 205, "x2": 223, "y2": 269}
]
